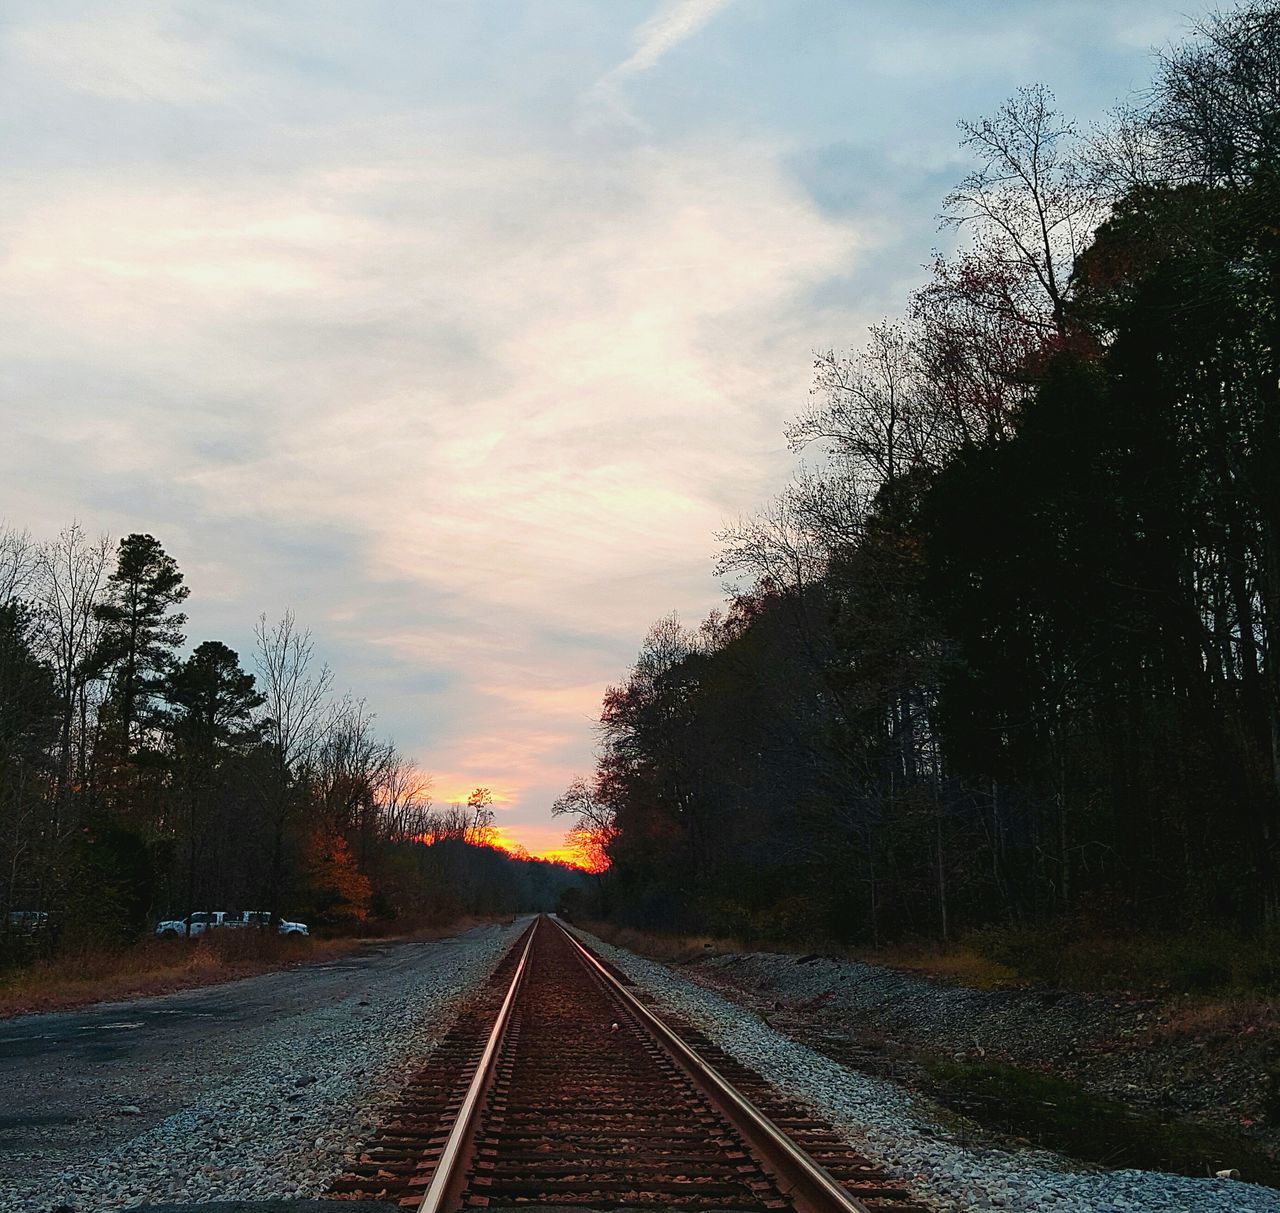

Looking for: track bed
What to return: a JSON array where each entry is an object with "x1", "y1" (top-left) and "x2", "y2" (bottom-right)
[{"x1": 328, "y1": 918, "x2": 927, "y2": 1213}]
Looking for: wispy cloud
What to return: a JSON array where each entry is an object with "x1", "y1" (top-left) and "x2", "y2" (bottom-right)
[
  {"x1": 586, "y1": 0, "x2": 737, "y2": 129},
  {"x1": 0, "y1": 85, "x2": 862, "y2": 846},
  {"x1": 0, "y1": 0, "x2": 1204, "y2": 853},
  {"x1": 10, "y1": 8, "x2": 237, "y2": 102}
]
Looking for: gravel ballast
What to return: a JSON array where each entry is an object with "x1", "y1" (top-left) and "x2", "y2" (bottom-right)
[
  {"x1": 690, "y1": 948, "x2": 1269, "y2": 1135},
  {"x1": 3, "y1": 920, "x2": 525, "y2": 1213},
  {"x1": 569, "y1": 926, "x2": 1280, "y2": 1213}
]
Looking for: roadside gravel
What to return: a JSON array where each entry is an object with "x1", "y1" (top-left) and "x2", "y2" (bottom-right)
[
  {"x1": 571, "y1": 926, "x2": 1280, "y2": 1213},
  {"x1": 4, "y1": 919, "x2": 525, "y2": 1213}
]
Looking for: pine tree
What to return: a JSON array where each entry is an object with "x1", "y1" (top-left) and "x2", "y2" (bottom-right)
[{"x1": 94, "y1": 535, "x2": 189, "y2": 759}]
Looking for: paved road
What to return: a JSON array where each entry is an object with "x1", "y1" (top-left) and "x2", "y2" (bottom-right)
[{"x1": 0, "y1": 934, "x2": 487, "y2": 1184}]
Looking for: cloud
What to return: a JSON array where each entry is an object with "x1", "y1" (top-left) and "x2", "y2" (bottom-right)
[
  {"x1": 9, "y1": 8, "x2": 238, "y2": 102},
  {"x1": 0, "y1": 83, "x2": 863, "y2": 848},
  {"x1": 585, "y1": 0, "x2": 737, "y2": 129},
  {"x1": 0, "y1": 0, "x2": 1205, "y2": 853},
  {"x1": 617, "y1": 0, "x2": 737, "y2": 78}
]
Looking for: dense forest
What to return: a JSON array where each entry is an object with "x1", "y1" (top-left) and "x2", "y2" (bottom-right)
[
  {"x1": 557, "y1": 5, "x2": 1280, "y2": 947},
  {"x1": 0, "y1": 528, "x2": 584, "y2": 959}
]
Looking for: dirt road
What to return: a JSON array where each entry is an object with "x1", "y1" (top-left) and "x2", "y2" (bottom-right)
[{"x1": 0, "y1": 922, "x2": 521, "y2": 1211}]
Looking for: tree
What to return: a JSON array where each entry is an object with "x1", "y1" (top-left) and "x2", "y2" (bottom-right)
[
  {"x1": 943, "y1": 84, "x2": 1102, "y2": 339},
  {"x1": 0, "y1": 525, "x2": 37, "y2": 607},
  {"x1": 254, "y1": 612, "x2": 333, "y2": 776},
  {"x1": 306, "y1": 829, "x2": 372, "y2": 924},
  {"x1": 552, "y1": 776, "x2": 617, "y2": 876},
  {"x1": 0, "y1": 602, "x2": 61, "y2": 919},
  {"x1": 166, "y1": 642, "x2": 264, "y2": 757},
  {"x1": 252, "y1": 611, "x2": 333, "y2": 907},
  {"x1": 791, "y1": 322, "x2": 938, "y2": 494},
  {"x1": 95, "y1": 534, "x2": 189, "y2": 760},
  {"x1": 164, "y1": 641, "x2": 265, "y2": 921},
  {"x1": 316, "y1": 694, "x2": 394, "y2": 871},
  {"x1": 1113, "y1": 3, "x2": 1280, "y2": 190},
  {"x1": 907, "y1": 86, "x2": 1104, "y2": 450},
  {"x1": 34, "y1": 523, "x2": 110, "y2": 801},
  {"x1": 1124, "y1": 1, "x2": 1280, "y2": 812},
  {"x1": 375, "y1": 755, "x2": 433, "y2": 843},
  {"x1": 465, "y1": 788, "x2": 497, "y2": 846}
]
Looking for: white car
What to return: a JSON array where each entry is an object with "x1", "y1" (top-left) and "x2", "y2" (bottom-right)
[
  {"x1": 154, "y1": 910, "x2": 232, "y2": 938},
  {"x1": 155, "y1": 910, "x2": 309, "y2": 938},
  {"x1": 241, "y1": 910, "x2": 309, "y2": 936}
]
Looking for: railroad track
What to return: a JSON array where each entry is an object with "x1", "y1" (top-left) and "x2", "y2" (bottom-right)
[{"x1": 327, "y1": 915, "x2": 928, "y2": 1213}]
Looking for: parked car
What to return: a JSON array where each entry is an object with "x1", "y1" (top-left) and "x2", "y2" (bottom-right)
[
  {"x1": 154, "y1": 910, "x2": 233, "y2": 938},
  {"x1": 240, "y1": 910, "x2": 310, "y2": 937},
  {"x1": 6, "y1": 910, "x2": 51, "y2": 940},
  {"x1": 155, "y1": 910, "x2": 309, "y2": 938}
]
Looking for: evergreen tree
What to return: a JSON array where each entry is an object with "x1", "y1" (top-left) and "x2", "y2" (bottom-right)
[
  {"x1": 163, "y1": 641, "x2": 264, "y2": 918},
  {"x1": 165, "y1": 641, "x2": 264, "y2": 759},
  {"x1": 94, "y1": 534, "x2": 189, "y2": 759},
  {"x1": 0, "y1": 602, "x2": 62, "y2": 916}
]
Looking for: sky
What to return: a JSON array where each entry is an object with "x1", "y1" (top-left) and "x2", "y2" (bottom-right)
[{"x1": 0, "y1": 0, "x2": 1217, "y2": 858}]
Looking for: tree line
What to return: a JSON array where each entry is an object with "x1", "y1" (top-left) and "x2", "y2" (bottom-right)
[
  {"x1": 559, "y1": 4, "x2": 1280, "y2": 945},
  {"x1": 0, "y1": 527, "x2": 583, "y2": 957}
]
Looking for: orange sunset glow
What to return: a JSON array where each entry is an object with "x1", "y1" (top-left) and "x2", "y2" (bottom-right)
[
  {"x1": 429, "y1": 778, "x2": 603, "y2": 868},
  {"x1": 487, "y1": 827, "x2": 597, "y2": 870}
]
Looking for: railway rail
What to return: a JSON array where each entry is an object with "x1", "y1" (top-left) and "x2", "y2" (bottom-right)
[{"x1": 327, "y1": 915, "x2": 928, "y2": 1213}]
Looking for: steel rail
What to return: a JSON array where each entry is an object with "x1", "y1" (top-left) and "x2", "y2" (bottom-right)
[
  {"x1": 553, "y1": 916, "x2": 874, "y2": 1213},
  {"x1": 416, "y1": 919, "x2": 538, "y2": 1213}
]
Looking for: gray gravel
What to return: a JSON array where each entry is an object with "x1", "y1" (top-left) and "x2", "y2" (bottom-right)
[
  {"x1": 689, "y1": 949, "x2": 1259, "y2": 1127},
  {"x1": 570, "y1": 926, "x2": 1280, "y2": 1213},
  {"x1": 3, "y1": 919, "x2": 525, "y2": 1213}
]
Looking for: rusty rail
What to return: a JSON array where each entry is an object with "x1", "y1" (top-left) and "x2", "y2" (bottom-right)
[
  {"x1": 415, "y1": 923, "x2": 537, "y2": 1213},
  {"x1": 555, "y1": 918, "x2": 874, "y2": 1213},
  {"x1": 327, "y1": 915, "x2": 927, "y2": 1212}
]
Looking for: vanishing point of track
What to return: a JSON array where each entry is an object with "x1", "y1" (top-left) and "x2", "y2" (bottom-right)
[{"x1": 327, "y1": 915, "x2": 927, "y2": 1212}]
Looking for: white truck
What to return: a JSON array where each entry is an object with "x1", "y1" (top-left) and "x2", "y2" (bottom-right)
[
  {"x1": 154, "y1": 910, "x2": 309, "y2": 938},
  {"x1": 241, "y1": 910, "x2": 309, "y2": 937}
]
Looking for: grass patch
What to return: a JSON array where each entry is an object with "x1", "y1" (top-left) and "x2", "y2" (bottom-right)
[
  {"x1": 582, "y1": 916, "x2": 1280, "y2": 1001},
  {"x1": 963, "y1": 925, "x2": 1280, "y2": 995},
  {"x1": 577, "y1": 920, "x2": 750, "y2": 964},
  {"x1": 583, "y1": 921, "x2": 1025, "y2": 990},
  {"x1": 854, "y1": 927, "x2": 1280, "y2": 996},
  {"x1": 925, "y1": 1057, "x2": 1280, "y2": 1184},
  {"x1": 0, "y1": 915, "x2": 517, "y2": 1018},
  {"x1": 0, "y1": 930, "x2": 366, "y2": 1018},
  {"x1": 854, "y1": 944, "x2": 1021, "y2": 990}
]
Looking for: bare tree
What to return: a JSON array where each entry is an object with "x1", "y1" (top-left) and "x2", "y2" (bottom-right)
[
  {"x1": 254, "y1": 611, "x2": 333, "y2": 774},
  {"x1": 317, "y1": 693, "x2": 397, "y2": 865},
  {"x1": 791, "y1": 321, "x2": 944, "y2": 493},
  {"x1": 1129, "y1": 3, "x2": 1280, "y2": 189},
  {"x1": 252, "y1": 611, "x2": 333, "y2": 905},
  {"x1": 717, "y1": 494, "x2": 830, "y2": 598},
  {"x1": 0, "y1": 524, "x2": 38, "y2": 607},
  {"x1": 552, "y1": 775, "x2": 617, "y2": 874},
  {"x1": 33, "y1": 523, "x2": 110, "y2": 802},
  {"x1": 376, "y1": 753, "x2": 433, "y2": 843},
  {"x1": 943, "y1": 84, "x2": 1103, "y2": 337}
]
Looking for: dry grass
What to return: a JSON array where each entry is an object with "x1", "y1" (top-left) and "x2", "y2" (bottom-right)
[
  {"x1": 580, "y1": 920, "x2": 1023, "y2": 990},
  {"x1": 956, "y1": 924, "x2": 1280, "y2": 995},
  {"x1": 0, "y1": 915, "x2": 511, "y2": 1019},
  {"x1": 578, "y1": 918, "x2": 1280, "y2": 1006},
  {"x1": 0, "y1": 932, "x2": 362, "y2": 1018},
  {"x1": 1155, "y1": 995, "x2": 1280, "y2": 1041},
  {"x1": 577, "y1": 921, "x2": 747, "y2": 964},
  {"x1": 851, "y1": 944, "x2": 1022, "y2": 990}
]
